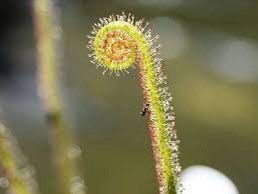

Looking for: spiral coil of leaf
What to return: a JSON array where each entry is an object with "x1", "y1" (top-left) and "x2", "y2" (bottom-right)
[{"x1": 87, "y1": 13, "x2": 182, "y2": 194}]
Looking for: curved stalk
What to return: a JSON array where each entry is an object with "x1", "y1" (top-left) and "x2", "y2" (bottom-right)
[{"x1": 88, "y1": 13, "x2": 182, "y2": 194}]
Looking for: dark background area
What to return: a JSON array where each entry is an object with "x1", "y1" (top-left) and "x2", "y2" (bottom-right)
[{"x1": 0, "y1": 0, "x2": 258, "y2": 194}]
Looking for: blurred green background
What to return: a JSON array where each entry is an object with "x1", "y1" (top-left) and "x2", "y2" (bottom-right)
[{"x1": 0, "y1": 0, "x2": 258, "y2": 194}]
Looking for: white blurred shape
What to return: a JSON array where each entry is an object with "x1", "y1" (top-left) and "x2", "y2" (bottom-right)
[
  {"x1": 182, "y1": 165, "x2": 239, "y2": 194},
  {"x1": 151, "y1": 17, "x2": 188, "y2": 60},
  {"x1": 209, "y1": 38, "x2": 258, "y2": 82}
]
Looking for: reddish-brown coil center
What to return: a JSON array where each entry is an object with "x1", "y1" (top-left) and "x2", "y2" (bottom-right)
[{"x1": 102, "y1": 30, "x2": 135, "y2": 63}]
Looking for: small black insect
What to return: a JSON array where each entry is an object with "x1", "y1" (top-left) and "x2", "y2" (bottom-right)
[{"x1": 141, "y1": 103, "x2": 150, "y2": 116}]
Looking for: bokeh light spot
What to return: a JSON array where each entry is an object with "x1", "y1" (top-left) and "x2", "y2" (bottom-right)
[
  {"x1": 151, "y1": 17, "x2": 188, "y2": 60},
  {"x1": 208, "y1": 38, "x2": 258, "y2": 82}
]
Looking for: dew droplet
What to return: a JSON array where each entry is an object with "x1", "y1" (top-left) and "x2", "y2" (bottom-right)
[
  {"x1": 70, "y1": 176, "x2": 86, "y2": 194},
  {"x1": 0, "y1": 177, "x2": 9, "y2": 188},
  {"x1": 165, "y1": 112, "x2": 175, "y2": 121},
  {"x1": 67, "y1": 144, "x2": 82, "y2": 160}
]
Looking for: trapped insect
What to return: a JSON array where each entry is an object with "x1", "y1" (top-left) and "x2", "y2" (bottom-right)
[{"x1": 141, "y1": 103, "x2": 150, "y2": 116}]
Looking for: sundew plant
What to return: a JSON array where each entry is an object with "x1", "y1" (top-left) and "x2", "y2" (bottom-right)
[
  {"x1": 0, "y1": 2, "x2": 183, "y2": 194},
  {"x1": 87, "y1": 13, "x2": 182, "y2": 194}
]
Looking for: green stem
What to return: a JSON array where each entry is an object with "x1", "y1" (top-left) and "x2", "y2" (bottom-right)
[
  {"x1": 0, "y1": 122, "x2": 38, "y2": 194},
  {"x1": 88, "y1": 14, "x2": 182, "y2": 194},
  {"x1": 33, "y1": 1, "x2": 86, "y2": 194}
]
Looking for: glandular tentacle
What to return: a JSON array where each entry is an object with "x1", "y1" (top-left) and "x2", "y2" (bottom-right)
[{"x1": 87, "y1": 13, "x2": 182, "y2": 194}]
